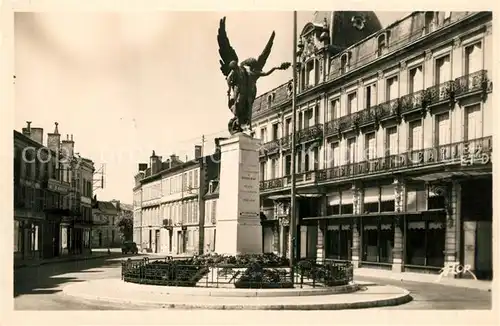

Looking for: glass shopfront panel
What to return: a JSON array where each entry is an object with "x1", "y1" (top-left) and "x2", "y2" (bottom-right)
[
  {"x1": 325, "y1": 223, "x2": 352, "y2": 260},
  {"x1": 362, "y1": 218, "x2": 394, "y2": 263},
  {"x1": 405, "y1": 219, "x2": 445, "y2": 267}
]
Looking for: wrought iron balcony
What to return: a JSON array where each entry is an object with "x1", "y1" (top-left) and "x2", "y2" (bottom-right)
[
  {"x1": 259, "y1": 137, "x2": 491, "y2": 192},
  {"x1": 400, "y1": 89, "x2": 425, "y2": 115},
  {"x1": 376, "y1": 98, "x2": 400, "y2": 121},
  {"x1": 259, "y1": 139, "x2": 280, "y2": 157},
  {"x1": 454, "y1": 70, "x2": 489, "y2": 98},
  {"x1": 297, "y1": 124, "x2": 323, "y2": 144},
  {"x1": 317, "y1": 136, "x2": 492, "y2": 183},
  {"x1": 425, "y1": 80, "x2": 454, "y2": 106}
]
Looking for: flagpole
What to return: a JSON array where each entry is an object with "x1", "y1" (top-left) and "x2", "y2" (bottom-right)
[{"x1": 289, "y1": 10, "x2": 298, "y2": 282}]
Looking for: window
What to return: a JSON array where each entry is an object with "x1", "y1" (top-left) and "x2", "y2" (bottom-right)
[
  {"x1": 364, "y1": 84, "x2": 376, "y2": 109},
  {"x1": 267, "y1": 94, "x2": 273, "y2": 107},
  {"x1": 285, "y1": 155, "x2": 292, "y2": 175},
  {"x1": 211, "y1": 200, "x2": 217, "y2": 223},
  {"x1": 435, "y1": 112, "x2": 450, "y2": 146},
  {"x1": 443, "y1": 11, "x2": 452, "y2": 23},
  {"x1": 306, "y1": 60, "x2": 316, "y2": 87},
  {"x1": 329, "y1": 98, "x2": 340, "y2": 121},
  {"x1": 464, "y1": 42, "x2": 483, "y2": 75},
  {"x1": 365, "y1": 132, "x2": 376, "y2": 160},
  {"x1": 406, "y1": 219, "x2": 445, "y2": 267},
  {"x1": 193, "y1": 170, "x2": 199, "y2": 189},
  {"x1": 327, "y1": 192, "x2": 340, "y2": 215},
  {"x1": 409, "y1": 65, "x2": 424, "y2": 93},
  {"x1": 386, "y1": 126, "x2": 398, "y2": 156},
  {"x1": 325, "y1": 223, "x2": 352, "y2": 260},
  {"x1": 285, "y1": 118, "x2": 292, "y2": 135},
  {"x1": 346, "y1": 138, "x2": 356, "y2": 164},
  {"x1": 380, "y1": 185, "x2": 395, "y2": 212},
  {"x1": 464, "y1": 104, "x2": 482, "y2": 141},
  {"x1": 270, "y1": 158, "x2": 279, "y2": 179},
  {"x1": 364, "y1": 187, "x2": 379, "y2": 213},
  {"x1": 329, "y1": 142, "x2": 340, "y2": 168},
  {"x1": 347, "y1": 92, "x2": 357, "y2": 114},
  {"x1": 362, "y1": 218, "x2": 393, "y2": 263},
  {"x1": 409, "y1": 120, "x2": 423, "y2": 151},
  {"x1": 435, "y1": 54, "x2": 451, "y2": 84},
  {"x1": 386, "y1": 76, "x2": 398, "y2": 101},
  {"x1": 260, "y1": 127, "x2": 267, "y2": 142},
  {"x1": 272, "y1": 123, "x2": 279, "y2": 140},
  {"x1": 377, "y1": 34, "x2": 387, "y2": 57},
  {"x1": 340, "y1": 53, "x2": 349, "y2": 74},
  {"x1": 260, "y1": 161, "x2": 266, "y2": 181},
  {"x1": 406, "y1": 183, "x2": 427, "y2": 212},
  {"x1": 424, "y1": 11, "x2": 436, "y2": 34},
  {"x1": 340, "y1": 190, "x2": 353, "y2": 214},
  {"x1": 312, "y1": 147, "x2": 319, "y2": 170}
]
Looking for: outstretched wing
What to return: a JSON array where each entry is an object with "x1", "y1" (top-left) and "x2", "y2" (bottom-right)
[
  {"x1": 217, "y1": 17, "x2": 239, "y2": 77},
  {"x1": 255, "y1": 31, "x2": 275, "y2": 72}
]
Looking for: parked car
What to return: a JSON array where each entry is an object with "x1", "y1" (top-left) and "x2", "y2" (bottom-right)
[{"x1": 121, "y1": 241, "x2": 139, "y2": 254}]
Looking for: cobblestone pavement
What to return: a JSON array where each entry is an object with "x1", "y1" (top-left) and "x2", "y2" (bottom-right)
[{"x1": 13, "y1": 256, "x2": 492, "y2": 310}]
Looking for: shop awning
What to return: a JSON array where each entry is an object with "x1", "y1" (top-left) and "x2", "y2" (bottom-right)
[
  {"x1": 410, "y1": 170, "x2": 491, "y2": 182},
  {"x1": 266, "y1": 193, "x2": 322, "y2": 200}
]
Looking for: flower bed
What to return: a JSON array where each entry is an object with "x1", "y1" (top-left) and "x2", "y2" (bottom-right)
[
  {"x1": 234, "y1": 262, "x2": 294, "y2": 289},
  {"x1": 121, "y1": 253, "x2": 290, "y2": 288},
  {"x1": 296, "y1": 259, "x2": 353, "y2": 286}
]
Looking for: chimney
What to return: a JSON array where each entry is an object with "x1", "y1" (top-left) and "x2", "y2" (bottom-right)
[
  {"x1": 194, "y1": 145, "x2": 202, "y2": 159},
  {"x1": 150, "y1": 150, "x2": 161, "y2": 174},
  {"x1": 22, "y1": 121, "x2": 32, "y2": 138},
  {"x1": 61, "y1": 133, "x2": 75, "y2": 158},
  {"x1": 30, "y1": 127, "x2": 44, "y2": 144},
  {"x1": 47, "y1": 122, "x2": 61, "y2": 153},
  {"x1": 138, "y1": 163, "x2": 148, "y2": 172}
]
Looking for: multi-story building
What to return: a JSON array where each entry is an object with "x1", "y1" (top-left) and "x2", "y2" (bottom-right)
[
  {"x1": 91, "y1": 199, "x2": 132, "y2": 247},
  {"x1": 254, "y1": 11, "x2": 492, "y2": 279},
  {"x1": 133, "y1": 144, "x2": 221, "y2": 255},
  {"x1": 58, "y1": 134, "x2": 95, "y2": 255},
  {"x1": 13, "y1": 122, "x2": 95, "y2": 264}
]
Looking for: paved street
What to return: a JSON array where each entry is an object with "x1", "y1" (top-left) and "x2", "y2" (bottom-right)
[{"x1": 14, "y1": 256, "x2": 491, "y2": 310}]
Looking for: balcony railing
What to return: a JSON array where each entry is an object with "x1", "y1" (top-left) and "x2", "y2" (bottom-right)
[
  {"x1": 259, "y1": 139, "x2": 280, "y2": 157},
  {"x1": 425, "y1": 80, "x2": 454, "y2": 106},
  {"x1": 296, "y1": 124, "x2": 323, "y2": 144},
  {"x1": 259, "y1": 137, "x2": 491, "y2": 191},
  {"x1": 454, "y1": 70, "x2": 489, "y2": 98},
  {"x1": 400, "y1": 89, "x2": 425, "y2": 115}
]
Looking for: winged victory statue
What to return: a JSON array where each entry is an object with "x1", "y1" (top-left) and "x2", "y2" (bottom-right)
[{"x1": 217, "y1": 17, "x2": 291, "y2": 135}]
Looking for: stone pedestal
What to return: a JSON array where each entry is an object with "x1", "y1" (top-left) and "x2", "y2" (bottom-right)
[{"x1": 214, "y1": 133, "x2": 263, "y2": 255}]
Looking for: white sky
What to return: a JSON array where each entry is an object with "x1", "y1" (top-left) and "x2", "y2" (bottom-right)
[{"x1": 14, "y1": 11, "x2": 408, "y2": 203}]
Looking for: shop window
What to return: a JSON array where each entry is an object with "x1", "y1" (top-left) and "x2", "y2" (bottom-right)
[
  {"x1": 405, "y1": 219, "x2": 445, "y2": 267},
  {"x1": 428, "y1": 186, "x2": 446, "y2": 210},
  {"x1": 363, "y1": 187, "x2": 379, "y2": 213},
  {"x1": 325, "y1": 224, "x2": 352, "y2": 260},
  {"x1": 340, "y1": 190, "x2": 353, "y2": 214},
  {"x1": 406, "y1": 183, "x2": 427, "y2": 212},
  {"x1": 362, "y1": 219, "x2": 394, "y2": 263}
]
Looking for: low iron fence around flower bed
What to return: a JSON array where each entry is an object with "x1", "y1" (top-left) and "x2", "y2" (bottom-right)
[{"x1": 121, "y1": 253, "x2": 353, "y2": 289}]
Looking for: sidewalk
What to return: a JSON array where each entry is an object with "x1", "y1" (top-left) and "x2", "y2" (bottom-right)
[
  {"x1": 354, "y1": 267, "x2": 493, "y2": 291},
  {"x1": 14, "y1": 249, "x2": 123, "y2": 269}
]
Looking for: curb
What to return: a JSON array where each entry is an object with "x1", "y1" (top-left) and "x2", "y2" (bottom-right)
[{"x1": 62, "y1": 291, "x2": 412, "y2": 310}]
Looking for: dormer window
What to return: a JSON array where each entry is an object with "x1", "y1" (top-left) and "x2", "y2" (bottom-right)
[
  {"x1": 267, "y1": 94, "x2": 273, "y2": 108},
  {"x1": 424, "y1": 11, "x2": 437, "y2": 34},
  {"x1": 305, "y1": 60, "x2": 319, "y2": 88},
  {"x1": 377, "y1": 32, "x2": 390, "y2": 57},
  {"x1": 340, "y1": 52, "x2": 350, "y2": 74},
  {"x1": 443, "y1": 11, "x2": 452, "y2": 24}
]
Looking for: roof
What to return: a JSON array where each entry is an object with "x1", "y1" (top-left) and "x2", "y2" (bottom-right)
[{"x1": 93, "y1": 201, "x2": 119, "y2": 215}]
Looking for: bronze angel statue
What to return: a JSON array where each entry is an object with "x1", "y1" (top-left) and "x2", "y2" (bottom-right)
[{"x1": 217, "y1": 17, "x2": 291, "y2": 135}]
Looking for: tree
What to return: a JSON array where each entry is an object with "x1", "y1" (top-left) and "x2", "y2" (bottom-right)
[{"x1": 117, "y1": 216, "x2": 133, "y2": 241}]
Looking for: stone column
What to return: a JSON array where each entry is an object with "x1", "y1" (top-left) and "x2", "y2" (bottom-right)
[
  {"x1": 316, "y1": 220, "x2": 326, "y2": 264},
  {"x1": 444, "y1": 181, "x2": 460, "y2": 272},
  {"x1": 392, "y1": 176, "x2": 405, "y2": 272},
  {"x1": 351, "y1": 219, "x2": 361, "y2": 268},
  {"x1": 351, "y1": 182, "x2": 362, "y2": 268}
]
